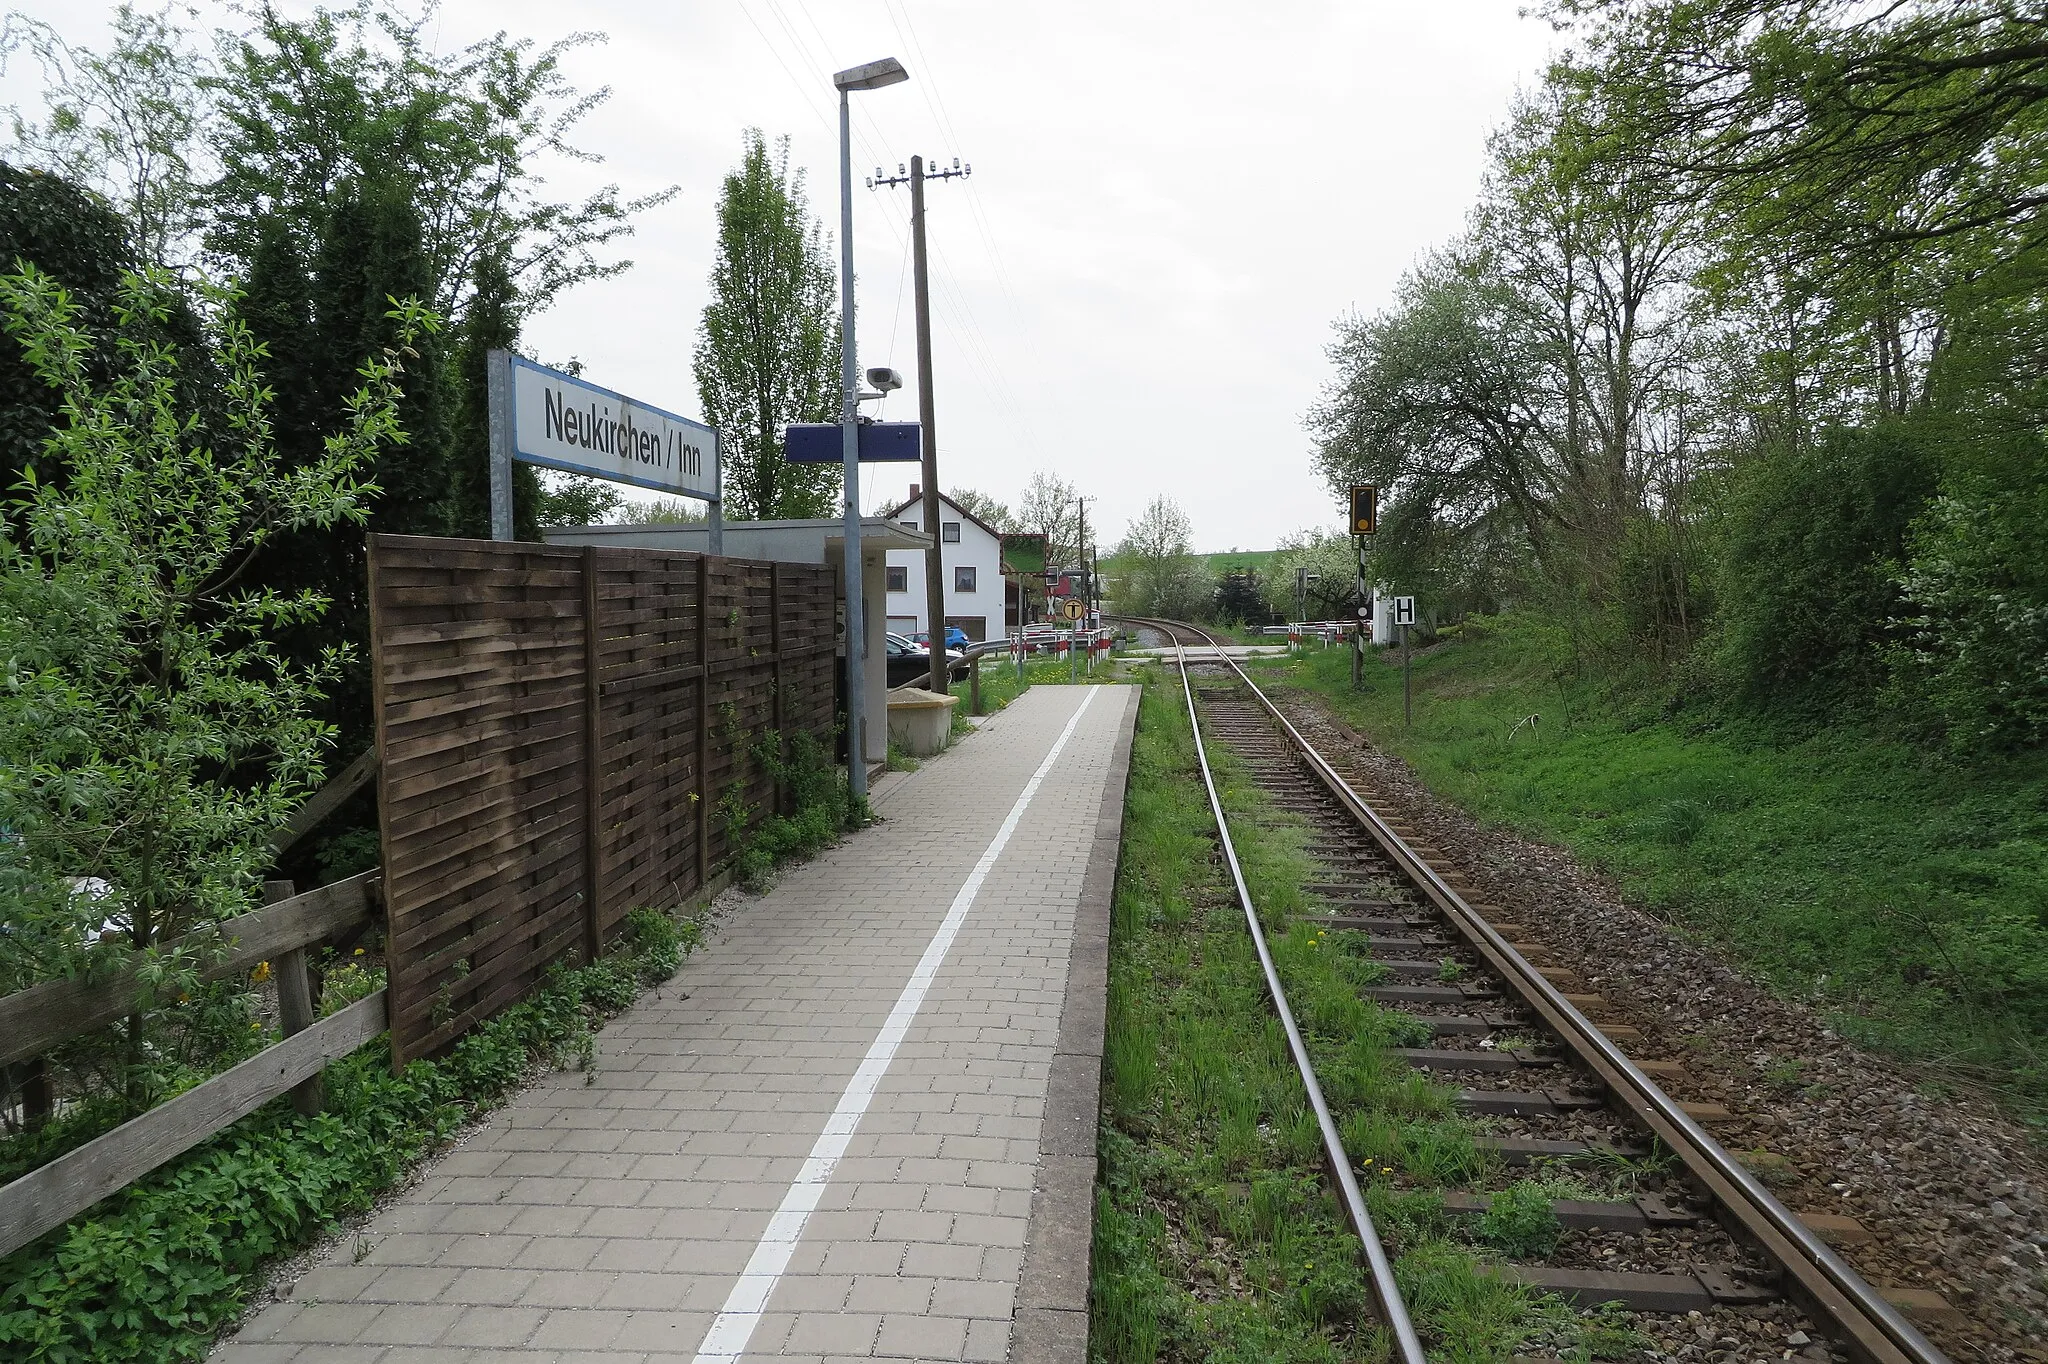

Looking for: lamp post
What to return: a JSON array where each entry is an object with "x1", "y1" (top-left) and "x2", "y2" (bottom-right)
[{"x1": 832, "y1": 56, "x2": 908, "y2": 808}]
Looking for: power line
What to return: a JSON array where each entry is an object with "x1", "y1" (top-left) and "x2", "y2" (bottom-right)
[
  {"x1": 880, "y1": 0, "x2": 1023, "y2": 306},
  {"x1": 730, "y1": 2, "x2": 1044, "y2": 459}
]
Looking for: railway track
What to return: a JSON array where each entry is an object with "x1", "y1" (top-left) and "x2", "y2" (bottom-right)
[{"x1": 1119, "y1": 616, "x2": 1950, "y2": 1364}]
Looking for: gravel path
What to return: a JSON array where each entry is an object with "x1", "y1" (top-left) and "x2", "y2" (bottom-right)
[{"x1": 1273, "y1": 683, "x2": 2048, "y2": 1364}]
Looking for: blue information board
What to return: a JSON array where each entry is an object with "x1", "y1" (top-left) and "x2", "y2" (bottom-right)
[{"x1": 784, "y1": 422, "x2": 922, "y2": 463}]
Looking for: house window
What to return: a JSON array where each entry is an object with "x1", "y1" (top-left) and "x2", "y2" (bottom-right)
[
  {"x1": 900, "y1": 521, "x2": 918, "y2": 530},
  {"x1": 941, "y1": 521, "x2": 961, "y2": 543},
  {"x1": 955, "y1": 566, "x2": 977, "y2": 593},
  {"x1": 886, "y1": 566, "x2": 907, "y2": 592}
]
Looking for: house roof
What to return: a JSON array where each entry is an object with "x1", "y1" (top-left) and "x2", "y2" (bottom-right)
[{"x1": 880, "y1": 489, "x2": 1009, "y2": 546}]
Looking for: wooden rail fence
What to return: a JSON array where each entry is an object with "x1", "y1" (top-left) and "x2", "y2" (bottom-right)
[{"x1": 0, "y1": 873, "x2": 382, "y2": 1259}]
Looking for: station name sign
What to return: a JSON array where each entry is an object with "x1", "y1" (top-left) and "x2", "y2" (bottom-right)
[{"x1": 509, "y1": 355, "x2": 719, "y2": 500}]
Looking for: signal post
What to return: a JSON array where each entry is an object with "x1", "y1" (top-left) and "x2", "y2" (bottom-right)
[{"x1": 1349, "y1": 485, "x2": 1377, "y2": 690}]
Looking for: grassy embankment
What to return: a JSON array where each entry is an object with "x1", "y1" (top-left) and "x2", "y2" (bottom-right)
[
  {"x1": 1203, "y1": 549, "x2": 1284, "y2": 578},
  {"x1": 1265, "y1": 615, "x2": 2048, "y2": 1121},
  {"x1": 1093, "y1": 669, "x2": 1648, "y2": 1364}
]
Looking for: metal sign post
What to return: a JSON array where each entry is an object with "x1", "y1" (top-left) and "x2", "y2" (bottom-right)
[{"x1": 1394, "y1": 595, "x2": 1417, "y2": 725}]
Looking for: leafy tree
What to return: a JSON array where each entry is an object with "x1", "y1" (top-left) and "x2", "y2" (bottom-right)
[
  {"x1": 208, "y1": 0, "x2": 673, "y2": 323},
  {"x1": 1263, "y1": 529, "x2": 1364, "y2": 624},
  {"x1": 237, "y1": 177, "x2": 451, "y2": 753},
  {"x1": 0, "y1": 263, "x2": 422, "y2": 1102},
  {"x1": 1551, "y1": 1, "x2": 2048, "y2": 265},
  {"x1": 1018, "y1": 470, "x2": 1084, "y2": 569},
  {"x1": 533, "y1": 474, "x2": 624, "y2": 529},
  {"x1": 949, "y1": 487, "x2": 1016, "y2": 531},
  {"x1": 1112, "y1": 495, "x2": 1205, "y2": 619},
  {"x1": 693, "y1": 129, "x2": 840, "y2": 520},
  {"x1": 1311, "y1": 250, "x2": 1557, "y2": 591},
  {"x1": 0, "y1": 4, "x2": 214, "y2": 267},
  {"x1": 1714, "y1": 426, "x2": 1936, "y2": 703},
  {"x1": 0, "y1": 162, "x2": 135, "y2": 494}
]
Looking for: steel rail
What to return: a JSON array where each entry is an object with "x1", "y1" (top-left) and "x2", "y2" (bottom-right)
[
  {"x1": 1127, "y1": 616, "x2": 1949, "y2": 1364},
  {"x1": 1165, "y1": 631, "x2": 1429, "y2": 1364}
]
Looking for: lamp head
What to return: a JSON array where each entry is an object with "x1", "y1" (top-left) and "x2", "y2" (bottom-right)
[{"x1": 834, "y1": 57, "x2": 909, "y2": 92}]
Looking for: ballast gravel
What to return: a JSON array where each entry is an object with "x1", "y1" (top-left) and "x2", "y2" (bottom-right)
[{"x1": 1274, "y1": 685, "x2": 2048, "y2": 1364}]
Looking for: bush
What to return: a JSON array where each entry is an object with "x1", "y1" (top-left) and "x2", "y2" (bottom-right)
[
  {"x1": 1713, "y1": 425, "x2": 1936, "y2": 706},
  {"x1": 1889, "y1": 447, "x2": 2048, "y2": 750},
  {"x1": 0, "y1": 916, "x2": 696, "y2": 1363},
  {"x1": 733, "y1": 730, "x2": 849, "y2": 886}
]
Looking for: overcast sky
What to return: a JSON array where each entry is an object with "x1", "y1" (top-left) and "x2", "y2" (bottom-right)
[{"x1": 7, "y1": 1, "x2": 1561, "y2": 550}]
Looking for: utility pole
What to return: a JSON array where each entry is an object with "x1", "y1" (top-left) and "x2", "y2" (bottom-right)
[
  {"x1": 1072, "y1": 497, "x2": 1087, "y2": 681},
  {"x1": 874, "y1": 155, "x2": 969, "y2": 695}
]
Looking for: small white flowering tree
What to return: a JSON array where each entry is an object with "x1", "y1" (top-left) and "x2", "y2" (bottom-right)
[{"x1": 0, "y1": 262, "x2": 426, "y2": 1108}]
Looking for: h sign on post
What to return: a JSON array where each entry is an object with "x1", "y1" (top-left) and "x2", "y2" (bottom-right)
[{"x1": 1393, "y1": 597, "x2": 1417, "y2": 626}]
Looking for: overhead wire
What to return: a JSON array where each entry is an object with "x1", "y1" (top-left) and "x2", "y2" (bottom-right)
[
  {"x1": 879, "y1": 0, "x2": 1024, "y2": 307},
  {"x1": 730, "y1": 1, "x2": 1047, "y2": 477}
]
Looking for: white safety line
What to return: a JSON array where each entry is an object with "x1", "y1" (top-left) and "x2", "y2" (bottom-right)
[{"x1": 690, "y1": 687, "x2": 1103, "y2": 1363}]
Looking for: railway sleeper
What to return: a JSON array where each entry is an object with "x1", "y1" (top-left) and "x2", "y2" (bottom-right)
[
  {"x1": 1391, "y1": 1045, "x2": 1563, "y2": 1072},
  {"x1": 1303, "y1": 902, "x2": 1422, "y2": 918},
  {"x1": 1422, "y1": 1012, "x2": 1527, "y2": 1037},
  {"x1": 1299, "y1": 913, "x2": 1432, "y2": 933},
  {"x1": 1500, "y1": 1265, "x2": 1779, "y2": 1312},
  {"x1": 1476, "y1": 1134, "x2": 1649, "y2": 1165},
  {"x1": 1454, "y1": 1086, "x2": 1604, "y2": 1116},
  {"x1": 1368, "y1": 983, "x2": 1501, "y2": 1006},
  {"x1": 1346, "y1": 933, "x2": 1456, "y2": 954},
  {"x1": 1375, "y1": 958, "x2": 1486, "y2": 981},
  {"x1": 1439, "y1": 1189, "x2": 1699, "y2": 1233}
]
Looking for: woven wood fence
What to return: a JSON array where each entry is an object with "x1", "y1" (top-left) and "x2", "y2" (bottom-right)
[{"x1": 368, "y1": 534, "x2": 839, "y2": 1069}]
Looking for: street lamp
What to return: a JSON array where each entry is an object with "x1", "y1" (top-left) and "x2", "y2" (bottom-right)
[{"x1": 833, "y1": 56, "x2": 908, "y2": 808}]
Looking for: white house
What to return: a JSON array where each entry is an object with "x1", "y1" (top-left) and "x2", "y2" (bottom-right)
[{"x1": 882, "y1": 486, "x2": 1006, "y2": 642}]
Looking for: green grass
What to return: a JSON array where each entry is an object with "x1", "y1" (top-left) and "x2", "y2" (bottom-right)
[
  {"x1": 1093, "y1": 667, "x2": 1640, "y2": 1363},
  {"x1": 1265, "y1": 613, "x2": 2048, "y2": 1121},
  {"x1": 947, "y1": 650, "x2": 1124, "y2": 738}
]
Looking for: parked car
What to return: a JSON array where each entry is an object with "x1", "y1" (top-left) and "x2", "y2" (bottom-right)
[
  {"x1": 913, "y1": 626, "x2": 971, "y2": 651},
  {"x1": 886, "y1": 633, "x2": 969, "y2": 686}
]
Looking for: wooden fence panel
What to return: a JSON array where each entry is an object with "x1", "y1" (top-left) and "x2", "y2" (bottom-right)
[{"x1": 370, "y1": 535, "x2": 839, "y2": 1069}]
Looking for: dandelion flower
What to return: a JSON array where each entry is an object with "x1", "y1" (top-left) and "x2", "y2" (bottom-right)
[{"x1": 250, "y1": 961, "x2": 271, "y2": 984}]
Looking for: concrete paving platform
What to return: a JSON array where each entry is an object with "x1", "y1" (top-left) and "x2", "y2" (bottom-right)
[{"x1": 214, "y1": 683, "x2": 1138, "y2": 1364}]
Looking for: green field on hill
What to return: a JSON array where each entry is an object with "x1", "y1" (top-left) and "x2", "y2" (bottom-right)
[{"x1": 1200, "y1": 549, "x2": 1282, "y2": 577}]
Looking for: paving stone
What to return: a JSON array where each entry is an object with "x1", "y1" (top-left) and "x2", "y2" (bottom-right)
[
  {"x1": 782, "y1": 1311, "x2": 883, "y2": 1354},
  {"x1": 875, "y1": 1311, "x2": 969, "y2": 1359}
]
